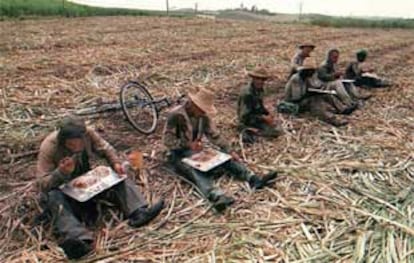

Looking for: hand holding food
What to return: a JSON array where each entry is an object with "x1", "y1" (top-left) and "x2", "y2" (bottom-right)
[
  {"x1": 262, "y1": 115, "x2": 273, "y2": 125},
  {"x1": 58, "y1": 157, "x2": 75, "y2": 175},
  {"x1": 190, "y1": 140, "x2": 203, "y2": 152}
]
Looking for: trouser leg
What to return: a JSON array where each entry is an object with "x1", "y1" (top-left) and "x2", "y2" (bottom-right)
[
  {"x1": 308, "y1": 96, "x2": 347, "y2": 126},
  {"x1": 46, "y1": 190, "x2": 93, "y2": 242},
  {"x1": 221, "y1": 160, "x2": 255, "y2": 182},
  {"x1": 256, "y1": 122, "x2": 283, "y2": 138},
  {"x1": 329, "y1": 81, "x2": 354, "y2": 106},
  {"x1": 170, "y1": 151, "x2": 224, "y2": 201},
  {"x1": 104, "y1": 179, "x2": 148, "y2": 217},
  {"x1": 344, "y1": 83, "x2": 361, "y2": 99}
]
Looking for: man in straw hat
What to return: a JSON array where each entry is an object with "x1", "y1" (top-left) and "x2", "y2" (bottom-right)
[
  {"x1": 36, "y1": 116, "x2": 164, "y2": 259},
  {"x1": 345, "y1": 49, "x2": 391, "y2": 88},
  {"x1": 237, "y1": 67, "x2": 283, "y2": 143},
  {"x1": 163, "y1": 88, "x2": 277, "y2": 212},
  {"x1": 289, "y1": 43, "x2": 316, "y2": 78},
  {"x1": 317, "y1": 48, "x2": 371, "y2": 107},
  {"x1": 281, "y1": 61, "x2": 352, "y2": 126}
]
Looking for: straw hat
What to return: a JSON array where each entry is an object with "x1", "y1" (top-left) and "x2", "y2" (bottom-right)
[
  {"x1": 247, "y1": 67, "x2": 270, "y2": 79},
  {"x1": 299, "y1": 43, "x2": 316, "y2": 49},
  {"x1": 297, "y1": 59, "x2": 317, "y2": 73},
  {"x1": 188, "y1": 88, "x2": 217, "y2": 115}
]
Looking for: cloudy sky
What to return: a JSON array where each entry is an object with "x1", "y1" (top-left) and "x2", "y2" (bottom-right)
[{"x1": 71, "y1": 0, "x2": 414, "y2": 18}]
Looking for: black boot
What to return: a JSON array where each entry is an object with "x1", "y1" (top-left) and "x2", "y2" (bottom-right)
[
  {"x1": 241, "y1": 130, "x2": 256, "y2": 144},
  {"x1": 249, "y1": 171, "x2": 278, "y2": 190},
  {"x1": 129, "y1": 199, "x2": 164, "y2": 228},
  {"x1": 213, "y1": 195, "x2": 235, "y2": 212},
  {"x1": 341, "y1": 102, "x2": 358, "y2": 115},
  {"x1": 60, "y1": 238, "x2": 93, "y2": 260}
]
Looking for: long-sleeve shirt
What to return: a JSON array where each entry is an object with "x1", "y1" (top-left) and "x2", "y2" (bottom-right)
[
  {"x1": 36, "y1": 127, "x2": 120, "y2": 192},
  {"x1": 345, "y1": 61, "x2": 363, "y2": 80},
  {"x1": 284, "y1": 73, "x2": 310, "y2": 102},
  {"x1": 163, "y1": 103, "x2": 231, "y2": 153},
  {"x1": 317, "y1": 61, "x2": 338, "y2": 82},
  {"x1": 289, "y1": 51, "x2": 307, "y2": 77},
  {"x1": 237, "y1": 81, "x2": 269, "y2": 128}
]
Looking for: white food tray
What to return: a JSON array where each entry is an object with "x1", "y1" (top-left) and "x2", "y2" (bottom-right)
[
  {"x1": 61, "y1": 166, "x2": 125, "y2": 202},
  {"x1": 182, "y1": 149, "x2": 231, "y2": 172}
]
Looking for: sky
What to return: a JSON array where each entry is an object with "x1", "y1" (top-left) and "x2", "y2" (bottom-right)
[{"x1": 71, "y1": 0, "x2": 414, "y2": 18}]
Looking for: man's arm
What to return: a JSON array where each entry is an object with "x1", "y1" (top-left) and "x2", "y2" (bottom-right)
[
  {"x1": 204, "y1": 117, "x2": 231, "y2": 153},
  {"x1": 88, "y1": 128, "x2": 120, "y2": 167},
  {"x1": 163, "y1": 114, "x2": 191, "y2": 151},
  {"x1": 317, "y1": 65, "x2": 336, "y2": 82},
  {"x1": 291, "y1": 53, "x2": 303, "y2": 72},
  {"x1": 36, "y1": 140, "x2": 67, "y2": 192}
]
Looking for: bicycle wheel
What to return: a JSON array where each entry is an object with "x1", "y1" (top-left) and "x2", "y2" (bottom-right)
[{"x1": 120, "y1": 81, "x2": 158, "y2": 134}]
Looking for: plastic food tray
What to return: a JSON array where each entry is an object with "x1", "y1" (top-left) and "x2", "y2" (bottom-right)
[
  {"x1": 61, "y1": 166, "x2": 125, "y2": 202},
  {"x1": 182, "y1": 149, "x2": 232, "y2": 172}
]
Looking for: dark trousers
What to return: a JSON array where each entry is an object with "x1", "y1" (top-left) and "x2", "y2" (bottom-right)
[
  {"x1": 44, "y1": 178, "x2": 147, "y2": 242},
  {"x1": 169, "y1": 150, "x2": 254, "y2": 201},
  {"x1": 355, "y1": 76, "x2": 389, "y2": 88},
  {"x1": 299, "y1": 94, "x2": 344, "y2": 124}
]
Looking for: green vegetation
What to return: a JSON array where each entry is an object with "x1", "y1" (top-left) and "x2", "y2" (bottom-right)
[
  {"x1": 309, "y1": 15, "x2": 414, "y2": 29},
  {"x1": 0, "y1": 0, "x2": 186, "y2": 18}
]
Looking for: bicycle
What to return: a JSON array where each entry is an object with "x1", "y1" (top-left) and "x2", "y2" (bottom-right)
[{"x1": 75, "y1": 81, "x2": 185, "y2": 134}]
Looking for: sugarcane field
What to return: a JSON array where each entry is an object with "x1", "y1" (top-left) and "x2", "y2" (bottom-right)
[{"x1": 1, "y1": 14, "x2": 414, "y2": 262}]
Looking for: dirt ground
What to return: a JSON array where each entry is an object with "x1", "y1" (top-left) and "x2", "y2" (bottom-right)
[{"x1": 1, "y1": 16, "x2": 414, "y2": 262}]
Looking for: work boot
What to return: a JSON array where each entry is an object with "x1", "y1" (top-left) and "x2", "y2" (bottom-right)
[
  {"x1": 213, "y1": 195, "x2": 235, "y2": 212},
  {"x1": 341, "y1": 102, "x2": 358, "y2": 115},
  {"x1": 249, "y1": 171, "x2": 278, "y2": 190},
  {"x1": 60, "y1": 238, "x2": 93, "y2": 260},
  {"x1": 129, "y1": 199, "x2": 164, "y2": 228}
]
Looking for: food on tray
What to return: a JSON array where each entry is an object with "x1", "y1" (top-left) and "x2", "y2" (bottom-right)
[
  {"x1": 92, "y1": 166, "x2": 112, "y2": 177},
  {"x1": 70, "y1": 166, "x2": 112, "y2": 188},
  {"x1": 192, "y1": 149, "x2": 218, "y2": 162},
  {"x1": 72, "y1": 176, "x2": 98, "y2": 189}
]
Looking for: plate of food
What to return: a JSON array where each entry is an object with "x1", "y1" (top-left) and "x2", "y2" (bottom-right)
[
  {"x1": 61, "y1": 166, "x2": 126, "y2": 202},
  {"x1": 182, "y1": 148, "x2": 232, "y2": 172}
]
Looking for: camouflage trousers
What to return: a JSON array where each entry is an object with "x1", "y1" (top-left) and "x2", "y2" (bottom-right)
[
  {"x1": 298, "y1": 94, "x2": 346, "y2": 125},
  {"x1": 169, "y1": 150, "x2": 255, "y2": 202},
  {"x1": 42, "y1": 178, "x2": 147, "y2": 243}
]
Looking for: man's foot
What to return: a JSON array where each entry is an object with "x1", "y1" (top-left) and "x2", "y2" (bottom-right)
[
  {"x1": 60, "y1": 238, "x2": 93, "y2": 260},
  {"x1": 249, "y1": 171, "x2": 278, "y2": 190},
  {"x1": 213, "y1": 195, "x2": 235, "y2": 212},
  {"x1": 129, "y1": 199, "x2": 165, "y2": 228}
]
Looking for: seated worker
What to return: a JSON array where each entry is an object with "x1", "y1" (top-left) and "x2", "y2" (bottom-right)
[
  {"x1": 289, "y1": 43, "x2": 316, "y2": 78},
  {"x1": 317, "y1": 48, "x2": 371, "y2": 107},
  {"x1": 237, "y1": 67, "x2": 283, "y2": 143},
  {"x1": 280, "y1": 63, "x2": 353, "y2": 127},
  {"x1": 36, "y1": 116, "x2": 164, "y2": 259},
  {"x1": 345, "y1": 49, "x2": 391, "y2": 88},
  {"x1": 163, "y1": 88, "x2": 277, "y2": 212}
]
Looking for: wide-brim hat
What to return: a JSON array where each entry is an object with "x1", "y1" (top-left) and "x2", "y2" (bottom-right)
[
  {"x1": 299, "y1": 44, "x2": 316, "y2": 50},
  {"x1": 188, "y1": 88, "x2": 217, "y2": 115},
  {"x1": 247, "y1": 67, "x2": 270, "y2": 79}
]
